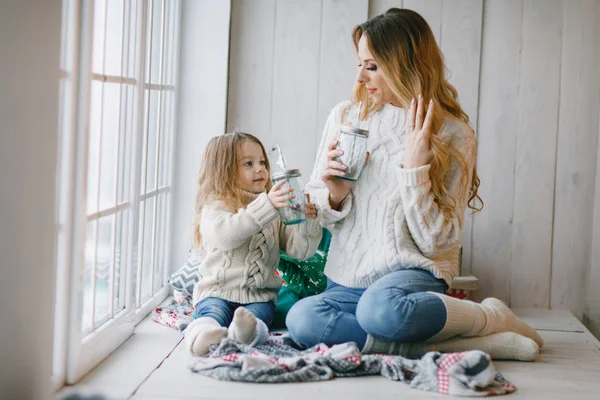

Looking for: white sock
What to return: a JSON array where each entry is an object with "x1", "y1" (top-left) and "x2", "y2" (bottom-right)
[
  {"x1": 228, "y1": 307, "x2": 257, "y2": 345},
  {"x1": 428, "y1": 293, "x2": 544, "y2": 347},
  {"x1": 184, "y1": 317, "x2": 227, "y2": 356},
  {"x1": 428, "y1": 332, "x2": 540, "y2": 361},
  {"x1": 480, "y1": 298, "x2": 544, "y2": 347}
]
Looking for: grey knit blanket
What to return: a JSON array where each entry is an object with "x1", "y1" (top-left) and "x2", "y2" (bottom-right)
[{"x1": 188, "y1": 334, "x2": 516, "y2": 397}]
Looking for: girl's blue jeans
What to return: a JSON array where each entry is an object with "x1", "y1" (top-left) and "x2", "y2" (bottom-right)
[
  {"x1": 193, "y1": 297, "x2": 275, "y2": 327},
  {"x1": 286, "y1": 268, "x2": 448, "y2": 349}
]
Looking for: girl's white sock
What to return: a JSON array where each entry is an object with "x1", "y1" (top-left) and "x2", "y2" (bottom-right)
[
  {"x1": 228, "y1": 307, "x2": 257, "y2": 344},
  {"x1": 227, "y1": 307, "x2": 270, "y2": 347},
  {"x1": 185, "y1": 317, "x2": 227, "y2": 356}
]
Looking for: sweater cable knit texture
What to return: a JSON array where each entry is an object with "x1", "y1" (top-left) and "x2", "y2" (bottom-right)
[
  {"x1": 306, "y1": 101, "x2": 476, "y2": 288},
  {"x1": 193, "y1": 190, "x2": 322, "y2": 305}
]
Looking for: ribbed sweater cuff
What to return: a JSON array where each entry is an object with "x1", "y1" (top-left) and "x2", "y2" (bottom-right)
[
  {"x1": 247, "y1": 193, "x2": 278, "y2": 227},
  {"x1": 319, "y1": 192, "x2": 353, "y2": 224},
  {"x1": 397, "y1": 164, "x2": 431, "y2": 187},
  {"x1": 297, "y1": 215, "x2": 321, "y2": 236}
]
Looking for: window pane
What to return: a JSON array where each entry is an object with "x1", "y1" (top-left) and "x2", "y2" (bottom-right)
[
  {"x1": 113, "y1": 209, "x2": 128, "y2": 315},
  {"x1": 92, "y1": 0, "x2": 107, "y2": 74},
  {"x1": 104, "y1": 0, "x2": 125, "y2": 76},
  {"x1": 142, "y1": 89, "x2": 159, "y2": 193},
  {"x1": 119, "y1": 85, "x2": 136, "y2": 204},
  {"x1": 82, "y1": 221, "x2": 97, "y2": 333},
  {"x1": 139, "y1": 197, "x2": 155, "y2": 303},
  {"x1": 164, "y1": 0, "x2": 174, "y2": 86},
  {"x1": 87, "y1": 81, "x2": 103, "y2": 214},
  {"x1": 153, "y1": 193, "x2": 165, "y2": 294},
  {"x1": 147, "y1": 0, "x2": 164, "y2": 85},
  {"x1": 125, "y1": 0, "x2": 140, "y2": 79},
  {"x1": 94, "y1": 216, "x2": 115, "y2": 327},
  {"x1": 158, "y1": 91, "x2": 170, "y2": 188},
  {"x1": 98, "y1": 83, "x2": 121, "y2": 211}
]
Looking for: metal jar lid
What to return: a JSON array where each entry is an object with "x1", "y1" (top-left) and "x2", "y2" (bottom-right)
[
  {"x1": 271, "y1": 169, "x2": 301, "y2": 181},
  {"x1": 340, "y1": 125, "x2": 369, "y2": 137}
]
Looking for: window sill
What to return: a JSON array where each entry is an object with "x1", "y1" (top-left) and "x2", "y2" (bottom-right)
[{"x1": 57, "y1": 304, "x2": 182, "y2": 399}]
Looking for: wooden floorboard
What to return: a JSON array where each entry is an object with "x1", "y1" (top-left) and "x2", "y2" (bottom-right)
[{"x1": 513, "y1": 308, "x2": 586, "y2": 332}]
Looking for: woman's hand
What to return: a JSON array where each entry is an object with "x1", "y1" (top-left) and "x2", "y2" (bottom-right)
[
  {"x1": 268, "y1": 179, "x2": 295, "y2": 209},
  {"x1": 321, "y1": 139, "x2": 352, "y2": 209},
  {"x1": 321, "y1": 138, "x2": 370, "y2": 210},
  {"x1": 305, "y1": 194, "x2": 318, "y2": 219},
  {"x1": 403, "y1": 94, "x2": 434, "y2": 169}
]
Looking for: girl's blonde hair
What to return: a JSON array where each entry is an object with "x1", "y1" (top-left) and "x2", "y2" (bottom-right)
[
  {"x1": 193, "y1": 132, "x2": 272, "y2": 248},
  {"x1": 352, "y1": 8, "x2": 483, "y2": 219}
]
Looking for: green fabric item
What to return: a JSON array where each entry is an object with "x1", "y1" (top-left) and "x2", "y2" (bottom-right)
[
  {"x1": 272, "y1": 285, "x2": 300, "y2": 330},
  {"x1": 277, "y1": 228, "x2": 331, "y2": 299},
  {"x1": 272, "y1": 228, "x2": 331, "y2": 329}
]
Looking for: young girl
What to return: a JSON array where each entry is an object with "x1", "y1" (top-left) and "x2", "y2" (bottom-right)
[{"x1": 185, "y1": 132, "x2": 322, "y2": 356}]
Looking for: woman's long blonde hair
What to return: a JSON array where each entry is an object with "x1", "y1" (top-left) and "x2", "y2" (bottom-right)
[
  {"x1": 352, "y1": 8, "x2": 482, "y2": 219},
  {"x1": 193, "y1": 132, "x2": 272, "y2": 248}
]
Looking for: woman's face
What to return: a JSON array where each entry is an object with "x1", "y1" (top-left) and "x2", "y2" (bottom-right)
[{"x1": 356, "y1": 34, "x2": 401, "y2": 107}]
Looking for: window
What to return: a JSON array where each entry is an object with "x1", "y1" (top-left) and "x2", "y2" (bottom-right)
[{"x1": 53, "y1": 0, "x2": 181, "y2": 386}]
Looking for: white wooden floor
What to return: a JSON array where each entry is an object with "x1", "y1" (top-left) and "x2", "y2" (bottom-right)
[{"x1": 65, "y1": 308, "x2": 600, "y2": 400}]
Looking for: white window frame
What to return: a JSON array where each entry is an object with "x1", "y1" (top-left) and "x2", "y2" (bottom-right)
[{"x1": 53, "y1": 0, "x2": 181, "y2": 386}]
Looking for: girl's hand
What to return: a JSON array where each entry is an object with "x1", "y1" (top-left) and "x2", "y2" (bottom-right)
[
  {"x1": 321, "y1": 138, "x2": 370, "y2": 210},
  {"x1": 305, "y1": 194, "x2": 318, "y2": 219},
  {"x1": 403, "y1": 94, "x2": 434, "y2": 169},
  {"x1": 268, "y1": 179, "x2": 295, "y2": 209}
]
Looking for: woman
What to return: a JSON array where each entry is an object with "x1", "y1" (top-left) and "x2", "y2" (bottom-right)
[{"x1": 286, "y1": 8, "x2": 543, "y2": 361}]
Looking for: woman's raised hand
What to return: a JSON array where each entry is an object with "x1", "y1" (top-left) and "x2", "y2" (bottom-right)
[{"x1": 403, "y1": 94, "x2": 434, "y2": 169}]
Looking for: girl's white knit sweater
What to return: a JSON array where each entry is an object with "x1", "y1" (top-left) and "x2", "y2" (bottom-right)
[
  {"x1": 306, "y1": 101, "x2": 477, "y2": 287},
  {"x1": 193, "y1": 191, "x2": 322, "y2": 305}
]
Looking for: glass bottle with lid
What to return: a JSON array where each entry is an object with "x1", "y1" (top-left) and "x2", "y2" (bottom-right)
[
  {"x1": 335, "y1": 125, "x2": 369, "y2": 181},
  {"x1": 271, "y1": 169, "x2": 306, "y2": 225}
]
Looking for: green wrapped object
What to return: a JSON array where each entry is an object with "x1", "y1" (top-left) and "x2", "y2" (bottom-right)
[
  {"x1": 271, "y1": 285, "x2": 300, "y2": 330},
  {"x1": 277, "y1": 228, "x2": 331, "y2": 298},
  {"x1": 272, "y1": 228, "x2": 331, "y2": 329}
]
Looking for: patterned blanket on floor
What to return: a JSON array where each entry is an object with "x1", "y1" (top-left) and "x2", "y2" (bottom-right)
[
  {"x1": 153, "y1": 293, "x2": 516, "y2": 396},
  {"x1": 189, "y1": 337, "x2": 516, "y2": 397},
  {"x1": 152, "y1": 290, "x2": 195, "y2": 332}
]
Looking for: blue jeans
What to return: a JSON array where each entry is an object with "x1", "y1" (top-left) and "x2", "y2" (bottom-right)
[
  {"x1": 286, "y1": 269, "x2": 448, "y2": 349},
  {"x1": 193, "y1": 297, "x2": 276, "y2": 328}
]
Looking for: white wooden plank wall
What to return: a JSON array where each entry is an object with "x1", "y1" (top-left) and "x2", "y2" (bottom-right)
[
  {"x1": 316, "y1": 1, "x2": 368, "y2": 152},
  {"x1": 551, "y1": 0, "x2": 600, "y2": 319},
  {"x1": 586, "y1": 0, "x2": 600, "y2": 337},
  {"x1": 439, "y1": 0, "x2": 483, "y2": 276},
  {"x1": 589, "y1": 103, "x2": 600, "y2": 338},
  {"x1": 471, "y1": 0, "x2": 522, "y2": 303},
  {"x1": 368, "y1": 0, "x2": 404, "y2": 19},
  {"x1": 226, "y1": 0, "x2": 600, "y2": 333},
  {"x1": 227, "y1": 0, "x2": 276, "y2": 136},
  {"x1": 403, "y1": 0, "x2": 443, "y2": 42},
  {"x1": 510, "y1": 0, "x2": 563, "y2": 309},
  {"x1": 268, "y1": 0, "x2": 323, "y2": 177}
]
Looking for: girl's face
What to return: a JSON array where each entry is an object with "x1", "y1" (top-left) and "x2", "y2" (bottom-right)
[
  {"x1": 356, "y1": 34, "x2": 401, "y2": 107},
  {"x1": 237, "y1": 140, "x2": 268, "y2": 193}
]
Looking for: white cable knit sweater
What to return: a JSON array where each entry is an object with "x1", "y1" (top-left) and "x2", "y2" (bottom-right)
[
  {"x1": 306, "y1": 101, "x2": 477, "y2": 287},
  {"x1": 193, "y1": 191, "x2": 322, "y2": 305}
]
